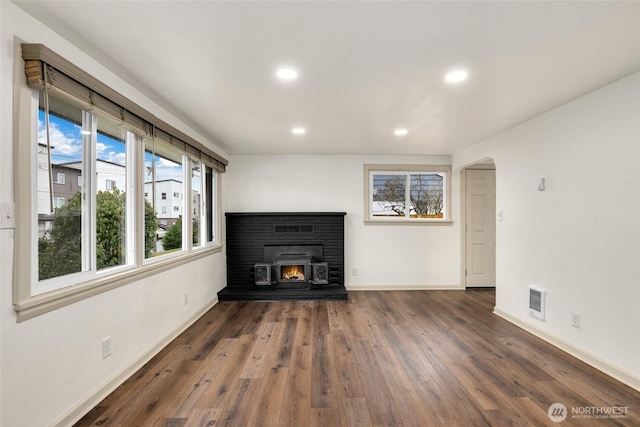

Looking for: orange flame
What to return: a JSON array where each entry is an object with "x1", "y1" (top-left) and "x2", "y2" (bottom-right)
[{"x1": 282, "y1": 265, "x2": 305, "y2": 280}]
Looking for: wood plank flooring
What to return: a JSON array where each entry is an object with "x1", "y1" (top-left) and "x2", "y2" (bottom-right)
[{"x1": 74, "y1": 290, "x2": 640, "y2": 426}]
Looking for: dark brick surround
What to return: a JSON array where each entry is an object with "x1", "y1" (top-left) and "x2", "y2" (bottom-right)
[{"x1": 218, "y1": 212, "x2": 348, "y2": 301}]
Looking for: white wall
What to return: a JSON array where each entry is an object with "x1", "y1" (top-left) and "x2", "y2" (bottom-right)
[
  {"x1": 0, "y1": 3, "x2": 228, "y2": 426},
  {"x1": 227, "y1": 154, "x2": 462, "y2": 289},
  {"x1": 454, "y1": 70, "x2": 640, "y2": 388}
]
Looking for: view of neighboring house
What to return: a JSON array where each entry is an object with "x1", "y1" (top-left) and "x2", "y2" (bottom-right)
[
  {"x1": 37, "y1": 144, "x2": 83, "y2": 236},
  {"x1": 144, "y1": 179, "x2": 183, "y2": 229},
  {"x1": 37, "y1": 152, "x2": 127, "y2": 237},
  {"x1": 39, "y1": 153, "x2": 197, "y2": 233},
  {"x1": 61, "y1": 159, "x2": 126, "y2": 193}
]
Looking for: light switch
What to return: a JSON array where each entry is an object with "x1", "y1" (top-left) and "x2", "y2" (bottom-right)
[
  {"x1": 496, "y1": 210, "x2": 503, "y2": 221},
  {"x1": 0, "y1": 202, "x2": 15, "y2": 229},
  {"x1": 537, "y1": 177, "x2": 546, "y2": 191}
]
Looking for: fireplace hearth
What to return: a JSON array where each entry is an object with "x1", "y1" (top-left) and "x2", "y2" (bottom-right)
[{"x1": 219, "y1": 212, "x2": 347, "y2": 301}]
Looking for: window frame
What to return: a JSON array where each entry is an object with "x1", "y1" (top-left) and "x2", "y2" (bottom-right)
[
  {"x1": 363, "y1": 164, "x2": 453, "y2": 225},
  {"x1": 13, "y1": 47, "x2": 225, "y2": 322},
  {"x1": 189, "y1": 157, "x2": 217, "y2": 250},
  {"x1": 52, "y1": 172, "x2": 65, "y2": 184},
  {"x1": 52, "y1": 196, "x2": 65, "y2": 209},
  {"x1": 142, "y1": 140, "x2": 187, "y2": 261}
]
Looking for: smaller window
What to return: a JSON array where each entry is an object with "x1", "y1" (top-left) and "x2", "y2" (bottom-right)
[
  {"x1": 52, "y1": 172, "x2": 65, "y2": 185},
  {"x1": 161, "y1": 207, "x2": 167, "y2": 214},
  {"x1": 173, "y1": 206, "x2": 180, "y2": 212},
  {"x1": 52, "y1": 197, "x2": 65, "y2": 209},
  {"x1": 106, "y1": 179, "x2": 116, "y2": 190},
  {"x1": 173, "y1": 192, "x2": 180, "y2": 198},
  {"x1": 161, "y1": 192, "x2": 167, "y2": 200},
  {"x1": 364, "y1": 164, "x2": 452, "y2": 224}
]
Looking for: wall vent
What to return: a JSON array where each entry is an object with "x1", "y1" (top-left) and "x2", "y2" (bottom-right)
[
  {"x1": 529, "y1": 286, "x2": 546, "y2": 320},
  {"x1": 274, "y1": 224, "x2": 314, "y2": 233}
]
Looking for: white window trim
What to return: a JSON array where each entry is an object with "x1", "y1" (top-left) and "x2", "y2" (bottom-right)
[
  {"x1": 52, "y1": 172, "x2": 65, "y2": 184},
  {"x1": 189, "y1": 158, "x2": 213, "y2": 251},
  {"x1": 52, "y1": 197, "x2": 65, "y2": 209},
  {"x1": 363, "y1": 164, "x2": 453, "y2": 225},
  {"x1": 13, "y1": 76, "x2": 222, "y2": 322}
]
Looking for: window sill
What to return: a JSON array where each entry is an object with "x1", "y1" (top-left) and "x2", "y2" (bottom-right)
[{"x1": 14, "y1": 244, "x2": 223, "y2": 322}]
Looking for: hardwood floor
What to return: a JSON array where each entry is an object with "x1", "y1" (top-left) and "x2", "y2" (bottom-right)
[{"x1": 75, "y1": 290, "x2": 640, "y2": 426}]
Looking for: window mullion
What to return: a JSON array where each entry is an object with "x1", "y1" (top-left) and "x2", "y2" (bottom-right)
[
  {"x1": 126, "y1": 132, "x2": 137, "y2": 266},
  {"x1": 82, "y1": 110, "x2": 96, "y2": 273},
  {"x1": 184, "y1": 156, "x2": 192, "y2": 252},
  {"x1": 212, "y1": 169, "x2": 218, "y2": 243},
  {"x1": 369, "y1": 171, "x2": 376, "y2": 221},
  {"x1": 201, "y1": 165, "x2": 208, "y2": 245},
  {"x1": 404, "y1": 174, "x2": 411, "y2": 218}
]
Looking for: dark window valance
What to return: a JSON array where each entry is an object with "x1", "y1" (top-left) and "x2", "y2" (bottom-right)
[{"x1": 22, "y1": 43, "x2": 227, "y2": 172}]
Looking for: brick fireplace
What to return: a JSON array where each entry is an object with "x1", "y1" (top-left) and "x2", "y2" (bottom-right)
[{"x1": 218, "y1": 212, "x2": 347, "y2": 301}]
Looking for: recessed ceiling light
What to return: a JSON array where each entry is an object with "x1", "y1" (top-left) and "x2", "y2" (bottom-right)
[
  {"x1": 291, "y1": 127, "x2": 306, "y2": 135},
  {"x1": 394, "y1": 128, "x2": 408, "y2": 136},
  {"x1": 445, "y1": 69, "x2": 469, "y2": 84},
  {"x1": 276, "y1": 68, "x2": 298, "y2": 80}
]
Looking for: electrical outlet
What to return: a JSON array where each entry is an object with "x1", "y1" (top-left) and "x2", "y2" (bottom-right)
[
  {"x1": 183, "y1": 292, "x2": 188, "y2": 306},
  {"x1": 102, "y1": 336, "x2": 112, "y2": 359},
  {"x1": 571, "y1": 312, "x2": 581, "y2": 329}
]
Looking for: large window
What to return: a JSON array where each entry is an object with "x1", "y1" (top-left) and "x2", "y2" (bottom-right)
[
  {"x1": 35, "y1": 91, "x2": 134, "y2": 294},
  {"x1": 364, "y1": 164, "x2": 452, "y2": 224},
  {"x1": 144, "y1": 137, "x2": 185, "y2": 258},
  {"x1": 15, "y1": 43, "x2": 227, "y2": 321},
  {"x1": 142, "y1": 142, "x2": 218, "y2": 258}
]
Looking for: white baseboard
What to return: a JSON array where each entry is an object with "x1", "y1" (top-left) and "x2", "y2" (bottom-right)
[
  {"x1": 347, "y1": 284, "x2": 464, "y2": 291},
  {"x1": 493, "y1": 307, "x2": 640, "y2": 392},
  {"x1": 54, "y1": 298, "x2": 219, "y2": 427}
]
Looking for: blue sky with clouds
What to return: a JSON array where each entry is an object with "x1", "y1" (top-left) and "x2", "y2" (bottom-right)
[{"x1": 39, "y1": 111, "x2": 183, "y2": 181}]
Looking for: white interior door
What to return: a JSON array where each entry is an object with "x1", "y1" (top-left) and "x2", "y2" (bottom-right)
[{"x1": 465, "y1": 169, "x2": 496, "y2": 287}]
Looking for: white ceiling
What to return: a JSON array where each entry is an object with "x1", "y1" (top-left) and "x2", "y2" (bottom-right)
[{"x1": 14, "y1": 1, "x2": 640, "y2": 156}]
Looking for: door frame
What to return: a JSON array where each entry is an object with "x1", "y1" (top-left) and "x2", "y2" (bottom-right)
[{"x1": 460, "y1": 160, "x2": 496, "y2": 288}]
